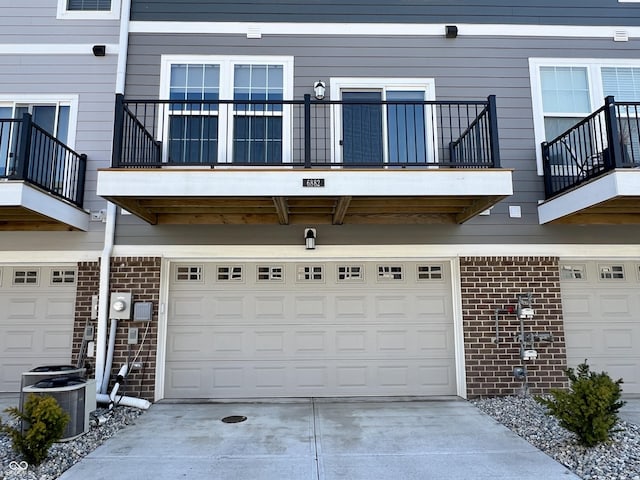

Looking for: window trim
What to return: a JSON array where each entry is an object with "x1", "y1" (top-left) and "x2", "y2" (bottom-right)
[
  {"x1": 0, "y1": 94, "x2": 79, "y2": 149},
  {"x1": 529, "y1": 57, "x2": 640, "y2": 174},
  {"x1": 329, "y1": 77, "x2": 436, "y2": 164},
  {"x1": 159, "y1": 55, "x2": 294, "y2": 164},
  {"x1": 57, "y1": 0, "x2": 120, "y2": 20}
]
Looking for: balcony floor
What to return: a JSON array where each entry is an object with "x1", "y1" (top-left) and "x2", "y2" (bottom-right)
[
  {"x1": 538, "y1": 169, "x2": 640, "y2": 224},
  {"x1": 97, "y1": 168, "x2": 513, "y2": 225},
  {"x1": 0, "y1": 181, "x2": 89, "y2": 231}
]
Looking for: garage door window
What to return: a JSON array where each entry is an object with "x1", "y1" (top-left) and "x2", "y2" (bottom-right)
[
  {"x1": 599, "y1": 265, "x2": 625, "y2": 280},
  {"x1": 13, "y1": 269, "x2": 39, "y2": 286},
  {"x1": 377, "y1": 265, "x2": 403, "y2": 281},
  {"x1": 337, "y1": 265, "x2": 364, "y2": 282},
  {"x1": 217, "y1": 266, "x2": 243, "y2": 282},
  {"x1": 296, "y1": 265, "x2": 324, "y2": 282},
  {"x1": 175, "y1": 265, "x2": 203, "y2": 282},
  {"x1": 257, "y1": 265, "x2": 284, "y2": 282},
  {"x1": 51, "y1": 270, "x2": 76, "y2": 285},
  {"x1": 560, "y1": 264, "x2": 586, "y2": 280},
  {"x1": 417, "y1": 265, "x2": 443, "y2": 281}
]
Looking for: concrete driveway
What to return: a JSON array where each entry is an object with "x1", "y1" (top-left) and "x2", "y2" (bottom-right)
[{"x1": 58, "y1": 398, "x2": 579, "y2": 480}]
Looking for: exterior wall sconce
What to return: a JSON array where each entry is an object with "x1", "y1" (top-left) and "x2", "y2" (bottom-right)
[
  {"x1": 445, "y1": 25, "x2": 458, "y2": 39},
  {"x1": 305, "y1": 228, "x2": 316, "y2": 250},
  {"x1": 92, "y1": 45, "x2": 106, "y2": 56},
  {"x1": 313, "y1": 81, "x2": 326, "y2": 100}
]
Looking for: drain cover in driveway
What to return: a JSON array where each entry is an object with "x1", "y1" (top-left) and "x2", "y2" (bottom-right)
[{"x1": 221, "y1": 415, "x2": 247, "y2": 423}]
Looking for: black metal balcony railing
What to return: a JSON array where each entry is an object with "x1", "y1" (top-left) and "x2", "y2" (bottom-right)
[
  {"x1": 0, "y1": 113, "x2": 86, "y2": 207},
  {"x1": 112, "y1": 94, "x2": 500, "y2": 169},
  {"x1": 542, "y1": 96, "x2": 640, "y2": 199}
]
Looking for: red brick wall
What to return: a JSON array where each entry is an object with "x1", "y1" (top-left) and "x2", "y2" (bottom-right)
[
  {"x1": 108, "y1": 257, "x2": 161, "y2": 402},
  {"x1": 72, "y1": 261, "x2": 100, "y2": 376},
  {"x1": 72, "y1": 257, "x2": 161, "y2": 402},
  {"x1": 460, "y1": 256, "x2": 568, "y2": 398}
]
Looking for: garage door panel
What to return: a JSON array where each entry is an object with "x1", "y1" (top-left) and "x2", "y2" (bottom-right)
[
  {"x1": 165, "y1": 261, "x2": 456, "y2": 398},
  {"x1": 562, "y1": 260, "x2": 640, "y2": 394}
]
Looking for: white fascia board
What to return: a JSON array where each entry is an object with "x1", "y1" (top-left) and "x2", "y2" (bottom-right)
[
  {"x1": 111, "y1": 243, "x2": 640, "y2": 260},
  {"x1": 129, "y1": 21, "x2": 640, "y2": 39},
  {"x1": 0, "y1": 44, "x2": 119, "y2": 55},
  {"x1": 537, "y1": 170, "x2": 640, "y2": 224},
  {"x1": 0, "y1": 182, "x2": 89, "y2": 231},
  {"x1": 0, "y1": 252, "x2": 100, "y2": 263},
  {"x1": 97, "y1": 169, "x2": 513, "y2": 198}
]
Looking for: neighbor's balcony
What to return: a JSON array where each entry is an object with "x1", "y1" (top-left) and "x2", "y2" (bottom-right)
[
  {"x1": 539, "y1": 96, "x2": 640, "y2": 224},
  {"x1": 0, "y1": 114, "x2": 88, "y2": 231},
  {"x1": 98, "y1": 94, "x2": 512, "y2": 225}
]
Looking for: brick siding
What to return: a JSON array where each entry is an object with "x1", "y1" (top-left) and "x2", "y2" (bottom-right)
[
  {"x1": 460, "y1": 256, "x2": 569, "y2": 398},
  {"x1": 72, "y1": 257, "x2": 161, "y2": 402}
]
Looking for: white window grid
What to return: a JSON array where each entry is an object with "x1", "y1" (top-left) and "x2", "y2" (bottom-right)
[
  {"x1": 599, "y1": 264, "x2": 625, "y2": 280},
  {"x1": 417, "y1": 264, "x2": 444, "y2": 281},
  {"x1": 337, "y1": 265, "x2": 364, "y2": 282},
  {"x1": 175, "y1": 265, "x2": 204, "y2": 282},
  {"x1": 377, "y1": 265, "x2": 404, "y2": 281},
  {"x1": 217, "y1": 265, "x2": 243, "y2": 282},
  {"x1": 257, "y1": 265, "x2": 284, "y2": 282},
  {"x1": 51, "y1": 269, "x2": 76, "y2": 285},
  {"x1": 13, "y1": 269, "x2": 39, "y2": 286},
  {"x1": 559, "y1": 264, "x2": 586, "y2": 281},
  {"x1": 296, "y1": 265, "x2": 324, "y2": 282},
  {"x1": 160, "y1": 55, "x2": 294, "y2": 164}
]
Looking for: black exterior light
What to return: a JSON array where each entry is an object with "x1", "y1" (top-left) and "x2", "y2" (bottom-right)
[
  {"x1": 305, "y1": 228, "x2": 316, "y2": 250},
  {"x1": 92, "y1": 45, "x2": 106, "y2": 57},
  {"x1": 445, "y1": 25, "x2": 458, "y2": 39}
]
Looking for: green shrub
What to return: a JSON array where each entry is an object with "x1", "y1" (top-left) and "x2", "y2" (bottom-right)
[
  {"x1": 0, "y1": 394, "x2": 70, "y2": 465},
  {"x1": 536, "y1": 361, "x2": 625, "y2": 447}
]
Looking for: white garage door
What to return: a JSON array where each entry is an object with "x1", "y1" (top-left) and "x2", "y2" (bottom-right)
[
  {"x1": 165, "y1": 261, "x2": 456, "y2": 399},
  {"x1": 561, "y1": 261, "x2": 640, "y2": 394},
  {"x1": 0, "y1": 266, "x2": 77, "y2": 392}
]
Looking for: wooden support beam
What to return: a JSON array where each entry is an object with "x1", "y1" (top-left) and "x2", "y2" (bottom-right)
[
  {"x1": 333, "y1": 196, "x2": 352, "y2": 225},
  {"x1": 272, "y1": 197, "x2": 289, "y2": 225}
]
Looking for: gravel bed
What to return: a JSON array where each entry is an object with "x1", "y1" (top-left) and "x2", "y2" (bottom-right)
[
  {"x1": 0, "y1": 406, "x2": 143, "y2": 480},
  {"x1": 472, "y1": 396, "x2": 640, "y2": 480}
]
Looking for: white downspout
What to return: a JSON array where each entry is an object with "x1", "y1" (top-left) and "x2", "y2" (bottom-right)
[{"x1": 95, "y1": 0, "x2": 132, "y2": 393}]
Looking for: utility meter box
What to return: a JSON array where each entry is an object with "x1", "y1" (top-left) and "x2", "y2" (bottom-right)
[{"x1": 109, "y1": 292, "x2": 132, "y2": 320}]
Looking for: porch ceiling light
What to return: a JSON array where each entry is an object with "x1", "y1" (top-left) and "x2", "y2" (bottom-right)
[
  {"x1": 305, "y1": 228, "x2": 316, "y2": 250},
  {"x1": 445, "y1": 25, "x2": 458, "y2": 39},
  {"x1": 313, "y1": 81, "x2": 326, "y2": 100}
]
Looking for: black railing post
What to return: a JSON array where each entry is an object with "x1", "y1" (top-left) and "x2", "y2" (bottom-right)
[
  {"x1": 487, "y1": 95, "x2": 501, "y2": 168},
  {"x1": 541, "y1": 141, "x2": 552, "y2": 199},
  {"x1": 604, "y1": 95, "x2": 623, "y2": 168},
  {"x1": 15, "y1": 113, "x2": 33, "y2": 179},
  {"x1": 77, "y1": 153, "x2": 87, "y2": 207},
  {"x1": 112, "y1": 94, "x2": 125, "y2": 167},
  {"x1": 304, "y1": 94, "x2": 311, "y2": 168}
]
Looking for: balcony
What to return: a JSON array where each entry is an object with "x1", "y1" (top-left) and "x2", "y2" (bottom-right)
[
  {"x1": 0, "y1": 114, "x2": 88, "y2": 231},
  {"x1": 97, "y1": 95, "x2": 512, "y2": 225},
  {"x1": 539, "y1": 96, "x2": 640, "y2": 224}
]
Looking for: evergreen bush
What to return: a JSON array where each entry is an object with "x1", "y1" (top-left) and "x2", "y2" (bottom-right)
[
  {"x1": 0, "y1": 394, "x2": 70, "y2": 465},
  {"x1": 536, "y1": 361, "x2": 625, "y2": 447}
]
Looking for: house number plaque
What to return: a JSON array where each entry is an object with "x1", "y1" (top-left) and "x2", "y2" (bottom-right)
[{"x1": 302, "y1": 178, "x2": 325, "y2": 187}]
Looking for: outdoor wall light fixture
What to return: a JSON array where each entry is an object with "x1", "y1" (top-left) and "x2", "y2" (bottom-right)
[
  {"x1": 92, "y1": 45, "x2": 106, "y2": 56},
  {"x1": 445, "y1": 25, "x2": 458, "y2": 39},
  {"x1": 313, "y1": 81, "x2": 326, "y2": 100},
  {"x1": 305, "y1": 228, "x2": 317, "y2": 250}
]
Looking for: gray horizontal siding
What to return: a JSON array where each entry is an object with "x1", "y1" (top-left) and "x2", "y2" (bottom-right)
[
  {"x1": 131, "y1": 0, "x2": 640, "y2": 26},
  {"x1": 0, "y1": 52, "x2": 117, "y2": 248},
  {"x1": 0, "y1": 1, "x2": 119, "y2": 44},
  {"x1": 118, "y1": 32, "x2": 640, "y2": 245}
]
